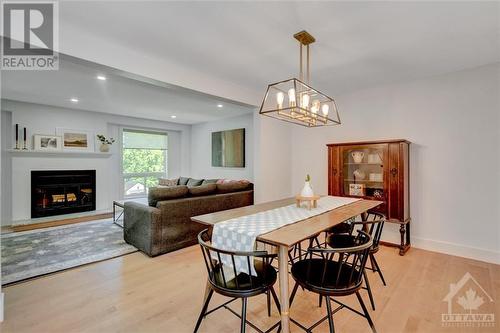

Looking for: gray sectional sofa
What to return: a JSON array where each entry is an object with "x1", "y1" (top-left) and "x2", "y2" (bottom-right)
[{"x1": 124, "y1": 178, "x2": 253, "y2": 257}]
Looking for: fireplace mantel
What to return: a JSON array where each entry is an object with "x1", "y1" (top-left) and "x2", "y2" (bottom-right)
[{"x1": 7, "y1": 149, "x2": 111, "y2": 158}]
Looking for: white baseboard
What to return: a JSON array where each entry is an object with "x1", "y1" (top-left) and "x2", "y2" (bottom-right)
[
  {"x1": 0, "y1": 292, "x2": 4, "y2": 322},
  {"x1": 382, "y1": 228, "x2": 500, "y2": 265}
]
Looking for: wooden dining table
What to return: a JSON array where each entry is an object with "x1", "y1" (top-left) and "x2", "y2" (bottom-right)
[{"x1": 191, "y1": 197, "x2": 383, "y2": 333}]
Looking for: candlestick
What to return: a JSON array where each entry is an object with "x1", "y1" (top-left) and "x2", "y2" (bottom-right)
[
  {"x1": 15, "y1": 124, "x2": 19, "y2": 149},
  {"x1": 23, "y1": 127, "x2": 27, "y2": 150}
]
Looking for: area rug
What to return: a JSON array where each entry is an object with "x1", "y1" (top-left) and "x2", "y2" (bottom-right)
[{"x1": 1, "y1": 219, "x2": 137, "y2": 285}]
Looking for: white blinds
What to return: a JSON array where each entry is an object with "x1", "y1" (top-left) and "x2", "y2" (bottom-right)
[{"x1": 123, "y1": 129, "x2": 168, "y2": 150}]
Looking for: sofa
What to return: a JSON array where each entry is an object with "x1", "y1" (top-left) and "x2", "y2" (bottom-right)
[{"x1": 124, "y1": 177, "x2": 254, "y2": 257}]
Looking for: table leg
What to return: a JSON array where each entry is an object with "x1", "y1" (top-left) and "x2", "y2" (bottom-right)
[{"x1": 278, "y1": 245, "x2": 290, "y2": 333}]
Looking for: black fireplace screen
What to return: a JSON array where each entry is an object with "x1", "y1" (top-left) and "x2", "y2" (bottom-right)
[{"x1": 31, "y1": 170, "x2": 96, "y2": 218}]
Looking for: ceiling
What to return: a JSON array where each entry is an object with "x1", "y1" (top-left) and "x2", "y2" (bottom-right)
[
  {"x1": 1, "y1": 56, "x2": 255, "y2": 124},
  {"x1": 2, "y1": 1, "x2": 499, "y2": 123},
  {"x1": 58, "y1": 1, "x2": 500, "y2": 99}
]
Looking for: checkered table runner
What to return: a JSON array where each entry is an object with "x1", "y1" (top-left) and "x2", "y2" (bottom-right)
[{"x1": 211, "y1": 196, "x2": 360, "y2": 277}]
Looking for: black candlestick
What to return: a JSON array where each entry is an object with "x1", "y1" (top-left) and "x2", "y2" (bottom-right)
[
  {"x1": 23, "y1": 127, "x2": 27, "y2": 149},
  {"x1": 15, "y1": 124, "x2": 19, "y2": 149}
]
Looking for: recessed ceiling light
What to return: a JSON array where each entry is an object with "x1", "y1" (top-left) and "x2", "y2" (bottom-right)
[
  {"x1": 70, "y1": 98, "x2": 79, "y2": 103},
  {"x1": 217, "y1": 104, "x2": 223, "y2": 108},
  {"x1": 171, "y1": 115, "x2": 177, "y2": 119},
  {"x1": 97, "y1": 75, "x2": 107, "y2": 81}
]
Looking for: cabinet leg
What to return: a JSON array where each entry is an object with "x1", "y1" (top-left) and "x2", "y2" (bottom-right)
[{"x1": 398, "y1": 223, "x2": 411, "y2": 256}]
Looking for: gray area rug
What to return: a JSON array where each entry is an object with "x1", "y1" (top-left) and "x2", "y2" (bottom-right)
[{"x1": 1, "y1": 219, "x2": 137, "y2": 285}]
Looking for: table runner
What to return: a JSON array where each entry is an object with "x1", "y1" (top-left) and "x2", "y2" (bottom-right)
[{"x1": 211, "y1": 196, "x2": 360, "y2": 276}]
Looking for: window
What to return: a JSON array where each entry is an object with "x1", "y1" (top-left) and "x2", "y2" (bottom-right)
[{"x1": 122, "y1": 129, "x2": 168, "y2": 197}]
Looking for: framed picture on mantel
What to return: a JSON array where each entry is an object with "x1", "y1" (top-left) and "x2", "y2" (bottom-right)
[
  {"x1": 33, "y1": 135, "x2": 62, "y2": 151},
  {"x1": 56, "y1": 128, "x2": 95, "y2": 152}
]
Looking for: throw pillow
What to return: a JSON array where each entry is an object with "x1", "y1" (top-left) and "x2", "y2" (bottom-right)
[
  {"x1": 202, "y1": 179, "x2": 219, "y2": 185},
  {"x1": 189, "y1": 183, "x2": 217, "y2": 197},
  {"x1": 178, "y1": 177, "x2": 190, "y2": 185},
  {"x1": 187, "y1": 178, "x2": 204, "y2": 187},
  {"x1": 148, "y1": 185, "x2": 189, "y2": 206},
  {"x1": 158, "y1": 178, "x2": 179, "y2": 186},
  {"x1": 216, "y1": 181, "x2": 250, "y2": 194}
]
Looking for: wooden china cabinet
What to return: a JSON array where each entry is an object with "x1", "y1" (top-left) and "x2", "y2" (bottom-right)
[{"x1": 327, "y1": 139, "x2": 411, "y2": 255}]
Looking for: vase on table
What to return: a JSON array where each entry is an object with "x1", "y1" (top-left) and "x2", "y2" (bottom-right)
[{"x1": 300, "y1": 181, "x2": 314, "y2": 197}]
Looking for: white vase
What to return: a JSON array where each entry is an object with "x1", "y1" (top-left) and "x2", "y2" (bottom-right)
[
  {"x1": 99, "y1": 143, "x2": 110, "y2": 152},
  {"x1": 300, "y1": 181, "x2": 314, "y2": 197}
]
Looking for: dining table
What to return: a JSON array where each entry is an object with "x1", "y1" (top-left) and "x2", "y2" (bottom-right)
[{"x1": 191, "y1": 196, "x2": 383, "y2": 333}]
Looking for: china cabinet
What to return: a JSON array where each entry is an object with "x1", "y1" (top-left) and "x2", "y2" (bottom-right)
[{"x1": 327, "y1": 139, "x2": 411, "y2": 255}]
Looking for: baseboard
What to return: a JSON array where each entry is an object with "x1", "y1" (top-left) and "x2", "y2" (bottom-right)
[
  {"x1": 0, "y1": 292, "x2": 4, "y2": 322},
  {"x1": 382, "y1": 228, "x2": 499, "y2": 264}
]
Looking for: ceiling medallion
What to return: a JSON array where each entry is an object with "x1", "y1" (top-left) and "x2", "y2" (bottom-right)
[{"x1": 259, "y1": 31, "x2": 340, "y2": 127}]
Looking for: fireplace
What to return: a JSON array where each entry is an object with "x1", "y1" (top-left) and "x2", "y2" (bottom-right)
[{"x1": 31, "y1": 170, "x2": 96, "y2": 218}]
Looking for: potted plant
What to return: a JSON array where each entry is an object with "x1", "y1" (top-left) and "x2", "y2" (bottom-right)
[
  {"x1": 300, "y1": 174, "x2": 314, "y2": 197},
  {"x1": 96, "y1": 134, "x2": 115, "y2": 152}
]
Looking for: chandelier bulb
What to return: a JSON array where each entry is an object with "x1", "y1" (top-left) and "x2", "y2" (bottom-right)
[
  {"x1": 301, "y1": 93, "x2": 310, "y2": 109},
  {"x1": 288, "y1": 88, "x2": 296, "y2": 107},
  {"x1": 322, "y1": 104, "x2": 329, "y2": 116},
  {"x1": 276, "y1": 92, "x2": 284, "y2": 109}
]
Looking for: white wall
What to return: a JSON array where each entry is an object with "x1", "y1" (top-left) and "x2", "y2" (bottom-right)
[
  {"x1": 286, "y1": 63, "x2": 500, "y2": 263},
  {"x1": 190, "y1": 113, "x2": 254, "y2": 181},
  {"x1": 1, "y1": 100, "x2": 191, "y2": 224},
  {"x1": 253, "y1": 112, "x2": 293, "y2": 204}
]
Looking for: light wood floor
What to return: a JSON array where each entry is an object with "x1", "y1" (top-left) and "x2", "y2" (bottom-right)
[{"x1": 1, "y1": 245, "x2": 498, "y2": 333}]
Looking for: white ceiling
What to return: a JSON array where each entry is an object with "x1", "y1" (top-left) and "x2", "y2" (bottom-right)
[
  {"x1": 1, "y1": 57, "x2": 255, "y2": 124},
  {"x1": 58, "y1": 1, "x2": 500, "y2": 98},
  {"x1": 2, "y1": 1, "x2": 499, "y2": 123}
]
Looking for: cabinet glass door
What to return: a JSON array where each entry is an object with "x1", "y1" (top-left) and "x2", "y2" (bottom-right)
[{"x1": 342, "y1": 146, "x2": 385, "y2": 200}]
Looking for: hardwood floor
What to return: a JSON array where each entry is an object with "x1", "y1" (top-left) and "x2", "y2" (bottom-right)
[{"x1": 1, "y1": 245, "x2": 499, "y2": 333}]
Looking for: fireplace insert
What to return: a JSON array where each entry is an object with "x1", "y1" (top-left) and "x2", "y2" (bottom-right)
[{"x1": 31, "y1": 170, "x2": 96, "y2": 218}]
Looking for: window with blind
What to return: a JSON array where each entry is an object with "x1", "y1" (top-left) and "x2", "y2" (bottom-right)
[{"x1": 122, "y1": 129, "x2": 168, "y2": 197}]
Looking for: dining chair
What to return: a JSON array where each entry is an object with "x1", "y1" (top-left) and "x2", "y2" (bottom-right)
[
  {"x1": 289, "y1": 230, "x2": 376, "y2": 333},
  {"x1": 194, "y1": 229, "x2": 281, "y2": 333},
  {"x1": 326, "y1": 212, "x2": 386, "y2": 311}
]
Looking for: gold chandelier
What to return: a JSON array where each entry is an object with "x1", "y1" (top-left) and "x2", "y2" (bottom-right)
[{"x1": 259, "y1": 31, "x2": 340, "y2": 127}]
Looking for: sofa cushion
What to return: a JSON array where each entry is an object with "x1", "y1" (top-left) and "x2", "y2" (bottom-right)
[
  {"x1": 178, "y1": 177, "x2": 190, "y2": 185},
  {"x1": 148, "y1": 185, "x2": 189, "y2": 206},
  {"x1": 187, "y1": 178, "x2": 204, "y2": 187},
  {"x1": 158, "y1": 178, "x2": 179, "y2": 186},
  {"x1": 189, "y1": 183, "x2": 217, "y2": 197},
  {"x1": 216, "y1": 181, "x2": 250, "y2": 194},
  {"x1": 202, "y1": 179, "x2": 219, "y2": 185}
]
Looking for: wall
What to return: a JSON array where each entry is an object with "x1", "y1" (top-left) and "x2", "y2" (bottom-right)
[
  {"x1": 190, "y1": 113, "x2": 254, "y2": 181},
  {"x1": 287, "y1": 63, "x2": 500, "y2": 263},
  {"x1": 1, "y1": 100, "x2": 191, "y2": 224},
  {"x1": 253, "y1": 112, "x2": 293, "y2": 204}
]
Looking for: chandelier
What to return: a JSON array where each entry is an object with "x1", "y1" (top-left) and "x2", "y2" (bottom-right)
[{"x1": 259, "y1": 31, "x2": 340, "y2": 127}]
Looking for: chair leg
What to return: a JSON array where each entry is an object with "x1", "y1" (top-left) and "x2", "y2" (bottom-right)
[
  {"x1": 289, "y1": 282, "x2": 300, "y2": 307},
  {"x1": 319, "y1": 294, "x2": 323, "y2": 307},
  {"x1": 363, "y1": 270, "x2": 376, "y2": 311},
  {"x1": 356, "y1": 291, "x2": 377, "y2": 333},
  {"x1": 369, "y1": 253, "x2": 376, "y2": 271},
  {"x1": 371, "y1": 254, "x2": 386, "y2": 286},
  {"x1": 193, "y1": 288, "x2": 214, "y2": 333},
  {"x1": 325, "y1": 296, "x2": 335, "y2": 333},
  {"x1": 267, "y1": 290, "x2": 271, "y2": 316},
  {"x1": 241, "y1": 298, "x2": 247, "y2": 333},
  {"x1": 270, "y1": 286, "x2": 281, "y2": 312}
]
